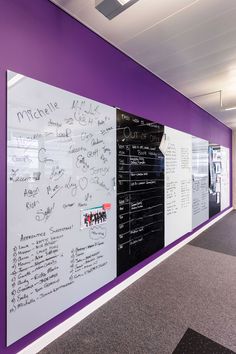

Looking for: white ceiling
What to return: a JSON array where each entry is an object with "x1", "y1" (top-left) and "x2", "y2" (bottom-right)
[{"x1": 50, "y1": 0, "x2": 236, "y2": 129}]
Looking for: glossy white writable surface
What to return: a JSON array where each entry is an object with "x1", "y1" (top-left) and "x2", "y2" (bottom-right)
[
  {"x1": 164, "y1": 126, "x2": 192, "y2": 247},
  {"x1": 192, "y1": 136, "x2": 209, "y2": 229},
  {"x1": 7, "y1": 71, "x2": 116, "y2": 345}
]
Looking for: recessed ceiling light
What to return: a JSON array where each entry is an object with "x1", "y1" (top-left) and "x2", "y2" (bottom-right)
[
  {"x1": 95, "y1": 0, "x2": 139, "y2": 20},
  {"x1": 224, "y1": 106, "x2": 236, "y2": 111},
  {"x1": 117, "y1": 0, "x2": 132, "y2": 5}
]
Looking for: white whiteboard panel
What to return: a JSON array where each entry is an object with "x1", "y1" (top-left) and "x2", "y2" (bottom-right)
[
  {"x1": 7, "y1": 71, "x2": 116, "y2": 345},
  {"x1": 192, "y1": 136, "x2": 209, "y2": 229},
  {"x1": 221, "y1": 146, "x2": 230, "y2": 211},
  {"x1": 164, "y1": 127, "x2": 192, "y2": 246}
]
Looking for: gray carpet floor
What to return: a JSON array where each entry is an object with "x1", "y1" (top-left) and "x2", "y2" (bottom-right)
[
  {"x1": 39, "y1": 211, "x2": 236, "y2": 354},
  {"x1": 190, "y1": 210, "x2": 236, "y2": 257}
]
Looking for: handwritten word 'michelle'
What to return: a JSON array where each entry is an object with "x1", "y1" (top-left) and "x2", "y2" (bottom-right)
[{"x1": 17, "y1": 102, "x2": 59, "y2": 123}]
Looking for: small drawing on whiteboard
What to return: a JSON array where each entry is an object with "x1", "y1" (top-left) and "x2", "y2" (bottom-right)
[
  {"x1": 89, "y1": 226, "x2": 107, "y2": 240},
  {"x1": 81, "y1": 206, "x2": 107, "y2": 229}
]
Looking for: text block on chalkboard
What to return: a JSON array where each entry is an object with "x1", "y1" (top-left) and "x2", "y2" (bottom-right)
[
  {"x1": 117, "y1": 110, "x2": 165, "y2": 275},
  {"x1": 7, "y1": 71, "x2": 117, "y2": 345}
]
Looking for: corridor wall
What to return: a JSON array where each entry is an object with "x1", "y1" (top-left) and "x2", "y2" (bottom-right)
[{"x1": 0, "y1": 0, "x2": 232, "y2": 353}]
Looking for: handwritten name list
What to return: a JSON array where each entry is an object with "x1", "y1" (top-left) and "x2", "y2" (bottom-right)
[{"x1": 7, "y1": 72, "x2": 116, "y2": 345}]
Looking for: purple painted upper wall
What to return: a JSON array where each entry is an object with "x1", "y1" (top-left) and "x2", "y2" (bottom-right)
[
  {"x1": 0, "y1": 0, "x2": 232, "y2": 353},
  {"x1": 0, "y1": 0, "x2": 232, "y2": 145}
]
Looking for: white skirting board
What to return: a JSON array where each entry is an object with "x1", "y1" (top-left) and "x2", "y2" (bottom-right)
[{"x1": 19, "y1": 207, "x2": 233, "y2": 354}]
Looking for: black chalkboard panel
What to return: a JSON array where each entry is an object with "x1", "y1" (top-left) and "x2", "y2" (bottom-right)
[{"x1": 117, "y1": 110, "x2": 165, "y2": 275}]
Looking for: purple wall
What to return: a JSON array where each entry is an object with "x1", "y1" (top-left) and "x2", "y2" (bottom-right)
[{"x1": 0, "y1": 0, "x2": 232, "y2": 353}]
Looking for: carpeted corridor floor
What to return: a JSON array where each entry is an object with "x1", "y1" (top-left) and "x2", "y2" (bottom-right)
[{"x1": 39, "y1": 211, "x2": 236, "y2": 354}]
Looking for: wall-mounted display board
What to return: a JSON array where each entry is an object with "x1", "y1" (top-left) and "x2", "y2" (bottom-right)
[
  {"x1": 7, "y1": 71, "x2": 232, "y2": 346},
  {"x1": 192, "y1": 137, "x2": 209, "y2": 229},
  {"x1": 209, "y1": 144, "x2": 221, "y2": 218},
  {"x1": 7, "y1": 71, "x2": 117, "y2": 345},
  {"x1": 220, "y1": 146, "x2": 230, "y2": 211},
  {"x1": 164, "y1": 127, "x2": 192, "y2": 246},
  {"x1": 116, "y1": 110, "x2": 164, "y2": 275}
]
